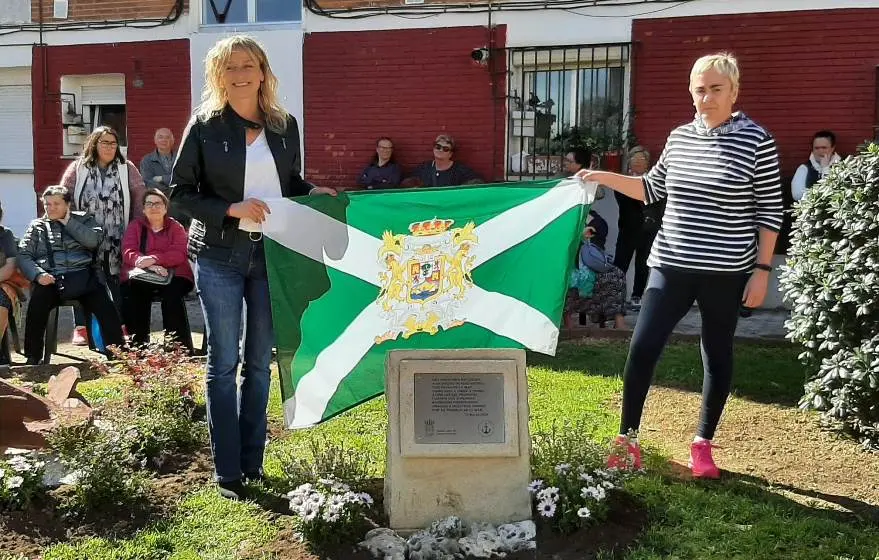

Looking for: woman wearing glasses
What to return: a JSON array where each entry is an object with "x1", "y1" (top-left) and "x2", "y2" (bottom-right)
[
  {"x1": 357, "y1": 137, "x2": 401, "y2": 189},
  {"x1": 120, "y1": 189, "x2": 194, "y2": 352},
  {"x1": 60, "y1": 126, "x2": 146, "y2": 344},
  {"x1": 404, "y1": 134, "x2": 481, "y2": 187}
]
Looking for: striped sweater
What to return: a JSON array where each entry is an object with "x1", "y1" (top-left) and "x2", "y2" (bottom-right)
[{"x1": 642, "y1": 112, "x2": 784, "y2": 273}]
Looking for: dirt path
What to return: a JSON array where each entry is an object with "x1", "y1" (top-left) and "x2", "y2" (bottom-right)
[{"x1": 633, "y1": 387, "x2": 879, "y2": 515}]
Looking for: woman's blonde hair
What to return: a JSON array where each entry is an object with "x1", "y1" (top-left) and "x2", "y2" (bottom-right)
[
  {"x1": 690, "y1": 52, "x2": 740, "y2": 92},
  {"x1": 196, "y1": 35, "x2": 288, "y2": 133}
]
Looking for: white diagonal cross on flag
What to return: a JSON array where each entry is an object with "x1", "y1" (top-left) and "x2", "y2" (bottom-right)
[{"x1": 263, "y1": 179, "x2": 595, "y2": 427}]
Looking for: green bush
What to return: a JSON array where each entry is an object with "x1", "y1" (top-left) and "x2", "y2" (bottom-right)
[
  {"x1": 272, "y1": 435, "x2": 378, "y2": 490},
  {"x1": 48, "y1": 421, "x2": 149, "y2": 514},
  {"x1": 780, "y1": 143, "x2": 879, "y2": 450},
  {"x1": 0, "y1": 450, "x2": 46, "y2": 510}
]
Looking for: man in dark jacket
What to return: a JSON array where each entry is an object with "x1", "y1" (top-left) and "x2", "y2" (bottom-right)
[{"x1": 18, "y1": 185, "x2": 124, "y2": 364}]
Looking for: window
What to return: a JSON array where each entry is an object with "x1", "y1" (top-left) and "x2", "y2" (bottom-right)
[
  {"x1": 60, "y1": 74, "x2": 127, "y2": 157},
  {"x1": 507, "y1": 44, "x2": 630, "y2": 179},
  {"x1": 203, "y1": 0, "x2": 301, "y2": 24}
]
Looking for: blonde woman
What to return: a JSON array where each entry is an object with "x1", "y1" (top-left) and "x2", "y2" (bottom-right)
[
  {"x1": 171, "y1": 35, "x2": 336, "y2": 499},
  {"x1": 578, "y1": 53, "x2": 783, "y2": 478}
]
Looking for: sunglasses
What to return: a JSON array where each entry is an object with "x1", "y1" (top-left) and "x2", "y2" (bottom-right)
[
  {"x1": 434, "y1": 143, "x2": 452, "y2": 152},
  {"x1": 144, "y1": 201, "x2": 165, "y2": 208}
]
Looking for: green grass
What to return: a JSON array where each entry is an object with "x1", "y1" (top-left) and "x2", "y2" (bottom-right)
[
  {"x1": 42, "y1": 489, "x2": 277, "y2": 560},
  {"x1": 29, "y1": 340, "x2": 879, "y2": 559}
]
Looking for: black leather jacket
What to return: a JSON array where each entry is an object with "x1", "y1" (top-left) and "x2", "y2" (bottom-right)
[
  {"x1": 170, "y1": 105, "x2": 312, "y2": 261},
  {"x1": 18, "y1": 213, "x2": 103, "y2": 281}
]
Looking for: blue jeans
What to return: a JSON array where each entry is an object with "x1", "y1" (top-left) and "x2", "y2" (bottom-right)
[{"x1": 197, "y1": 241, "x2": 274, "y2": 482}]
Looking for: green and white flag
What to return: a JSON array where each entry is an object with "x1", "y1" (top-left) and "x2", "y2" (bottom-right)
[{"x1": 263, "y1": 178, "x2": 597, "y2": 428}]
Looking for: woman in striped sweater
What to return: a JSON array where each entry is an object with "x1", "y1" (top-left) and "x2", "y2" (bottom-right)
[{"x1": 577, "y1": 52, "x2": 784, "y2": 478}]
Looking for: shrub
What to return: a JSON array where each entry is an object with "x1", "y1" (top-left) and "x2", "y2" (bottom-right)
[
  {"x1": 528, "y1": 464, "x2": 628, "y2": 534},
  {"x1": 780, "y1": 143, "x2": 879, "y2": 450},
  {"x1": 286, "y1": 477, "x2": 375, "y2": 546},
  {"x1": 99, "y1": 342, "x2": 207, "y2": 466},
  {"x1": 0, "y1": 450, "x2": 46, "y2": 510},
  {"x1": 530, "y1": 419, "x2": 606, "y2": 480},
  {"x1": 48, "y1": 421, "x2": 149, "y2": 514},
  {"x1": 273, "y1": 435, "x2": 378, "y2": 490}
]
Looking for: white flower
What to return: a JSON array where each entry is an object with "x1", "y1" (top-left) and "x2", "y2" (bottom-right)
[
  {"x1": 308, "y1": 492, "x2": 326, "y2": 507},
  {"x1": 577, "y1": 507, "x2": 591, "y2": 519},
  {"x1": 0, "y1": 468, "x2": 6, "y2": 479},
  {"x1": 594, "y1": 486, "x2": 606, "y2": 501},
  {"x1": 581, "y1": 487, "x2": 595, "y2": 500},
  {"x1": 294, "y1": 483, "x2": 314, "y2": 494},
  {"x1": 357, "y1": 492, "x2": 374, "y2": 506},
  {"x1": 318, "y1": 477, "x2": 335, "y2": 486},
  {"x1": 602, "y1": 481, "x2": 615, "y2": 490},
  {"x1": 328, "y1": 494, "x2": 347, "y2": 510},
  {"x1": 537, "y1": 499, "x2": 556, "y2": 518},
  {"x1": 6, "y1": 475, "x2": 24, "y2": 489},
  {"x1": 554, "y1": 463, "x2": 571, "y2": 475},
  {"x1": 331, "y1": 481, "x2": 350, "y2": 493},
  {"x1": 579, "y1": 473, "x2": 594, "y2": 484},
  {"x1": 7, "y1": 456, "x2": 29, "y2": 472},
  {"x1": 537, "y1": 486, "x2": 560, "y2": 503},
  {"x1": 527, "y1": 479, "x2": 544, "y2": 494},
  {"x1": 322, "y1": 509, "x2": 340, "y2": 523},
  {"x1": 288, "y1": 494, "x2": 306, "y2": 510},
  {"x1": 302, "y1": 502, "x2": 319, "y2": 522}
]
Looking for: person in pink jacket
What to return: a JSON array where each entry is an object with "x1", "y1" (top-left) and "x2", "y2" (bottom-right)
[{"x1": 120, "y1": 189, "x2": 194, "y2": 352}]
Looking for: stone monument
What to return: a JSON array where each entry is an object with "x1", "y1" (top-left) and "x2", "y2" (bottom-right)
[{"x1": 384, "y1": 349, "x2": 531, "y2": 533}]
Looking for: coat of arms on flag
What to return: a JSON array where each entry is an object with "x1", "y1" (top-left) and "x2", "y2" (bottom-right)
[{"x1": 376, "y1": 219, "x2": 476, "y2": 343}]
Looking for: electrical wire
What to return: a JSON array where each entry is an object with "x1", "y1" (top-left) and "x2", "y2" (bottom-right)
[
  {"x1": 563, "y1": 0, "x2": 694, "y2": 17},
  {"x1": 0, "y1": 0, "x2": 183, "y2": 36},
  {"x1": 305, "y1": 0, "x2": 698, "y2": 19}
]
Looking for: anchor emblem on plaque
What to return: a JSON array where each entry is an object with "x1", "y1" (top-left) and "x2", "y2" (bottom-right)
[{"x1": 479, "y1": 421, "x2": 494, "y2": 437}]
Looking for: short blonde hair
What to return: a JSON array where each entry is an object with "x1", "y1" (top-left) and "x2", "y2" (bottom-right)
[
  {"x1": 690, "y1": 52, "x2": 740, "y2": 92},
  {"x1": 196, "y1": 35, "x2": 288, "y2": 134}
]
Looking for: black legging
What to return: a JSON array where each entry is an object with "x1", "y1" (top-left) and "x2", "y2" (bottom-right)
[{"x1": 619, "y1": 267, "x2": 747, "y2": 440}]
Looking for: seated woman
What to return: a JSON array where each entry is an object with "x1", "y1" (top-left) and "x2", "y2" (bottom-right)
[
  {"x1": 564, "y1": 210, "x2": 626, "y2": 329},
  {"x1": 121, "y1": 189, "x2": 194, "y2": 351},
  {"x1": 0, "y1": 202, "x2": 28, "y2": 361},
  {"x1": 358, "y1": 137, "x2": 402, "y2": 189},
  {"x1": 18, "y1": 186, "x2": 124, "y2": 364},
  {"x1": 403, "y1": 134, "x2": 482, "y2": 187}
]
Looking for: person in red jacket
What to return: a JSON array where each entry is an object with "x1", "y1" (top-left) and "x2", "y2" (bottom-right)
[{"x1": 121, "y1": 188, "x2": 194, "y2": 351}]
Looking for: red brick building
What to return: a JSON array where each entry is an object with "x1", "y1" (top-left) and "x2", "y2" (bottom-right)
[
  {"x1": 303, "y1": 26, "x2": 507, "y2": 190},
  {"x1": 632, "y1": 8, "x2": 879, "y2": 181},
  {"x1": 31, "y1": 38, "x2": 191, "y2": 192}
]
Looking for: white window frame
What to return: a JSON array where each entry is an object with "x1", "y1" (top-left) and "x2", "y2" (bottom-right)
[
  {"x1": 201, "y1": 0, "x2": 302, "y2": 26},
  {"x1": 505, "y1": 45, "x2": 631, "y2": 181}
]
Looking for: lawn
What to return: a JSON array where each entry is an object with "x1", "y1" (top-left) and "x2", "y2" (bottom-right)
[{"x1": 8, "y1": 339, "x2": 879, "y2": 560}]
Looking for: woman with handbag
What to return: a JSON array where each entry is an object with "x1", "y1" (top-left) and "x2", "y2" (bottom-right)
[
  {"x1": 171, "y1": 35, "x2": 336, "y2": 499},
  {"x1": 121, "y1": 189, "x2": 194, "y2": 351},
  {"x1": 60, "y1": 126, "x2": 146, "y2": 345},
  {"x1": 17, "y1": 186, "x2": 124, "y2": 365}
]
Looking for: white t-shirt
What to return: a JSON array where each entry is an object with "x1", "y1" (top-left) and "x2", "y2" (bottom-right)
[{"x1": 240, "y1": 130, "x2": 282, "y2": 232}]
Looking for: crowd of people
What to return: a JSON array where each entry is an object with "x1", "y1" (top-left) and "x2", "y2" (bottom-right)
[{"x1": 0, "y1": 34, "x2": 839, "y2": 496}]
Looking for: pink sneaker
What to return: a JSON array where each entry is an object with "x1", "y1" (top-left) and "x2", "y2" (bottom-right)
[
  {"x1": 689, "y1": 440, "x2": 721, "y2": 479},
  {"x1": 71, "y1": 326, "x2": 88, "y2": 346},
  {"x1": 607, "y1": 435, "x2": 642, "y2": 470}
]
